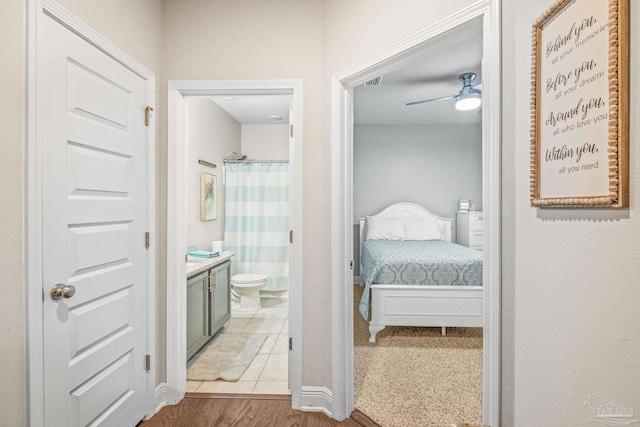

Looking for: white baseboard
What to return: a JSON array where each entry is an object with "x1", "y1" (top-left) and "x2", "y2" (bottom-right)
[
  {"x1": 354, "y1": 275, "x2": 362, "y2": 285},
  {"x1": 152, "y1": 383, "x2": 184, "y2": 416},
  {"x1": 152, "y1": 383, "x2": 332, "y2": 420},
  {"x1": 300, "y1": 386, "x2": 333, "y2": 418}
]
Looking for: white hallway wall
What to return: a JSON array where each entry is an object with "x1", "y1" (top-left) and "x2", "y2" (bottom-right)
[
  {"x1": 0, "y1": 0, "x2": 27, "y2": 425},
  {"x1": 505, "y1": 1, "x2": 640, "y2": 426}
]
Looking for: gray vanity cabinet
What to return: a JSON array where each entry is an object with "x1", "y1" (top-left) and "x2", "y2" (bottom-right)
[
  {"x1": 209, "y1": 261, "x2": 231, "y2": 336},
  {"x1": 186, "y1": 260, "x2": 231, "y2": 361},
  {"x1": 186, "y1": 271, "x2": 209, "y2": 360}
]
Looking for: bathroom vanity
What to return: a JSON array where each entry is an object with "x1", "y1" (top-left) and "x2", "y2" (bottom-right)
[{"x1": 186, "y1": 252, "x2": 233, "y2": 360}]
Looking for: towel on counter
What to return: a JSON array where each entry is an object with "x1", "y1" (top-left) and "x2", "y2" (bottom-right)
[{"x1": 188, "y1": 250, "x2": 219, "y2": 258}]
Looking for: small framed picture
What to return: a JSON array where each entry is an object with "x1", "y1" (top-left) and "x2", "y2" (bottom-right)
[
  {"x1": 459, "y1": 199, "x2": 471, "y2": 212},
  {"x1": 200, "y1": 172, "x2": 217, "y2": 221}
]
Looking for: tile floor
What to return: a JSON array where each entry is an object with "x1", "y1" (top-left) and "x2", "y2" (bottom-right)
[{"x1": 188, "y1": 293, "x2": 290, "y2": 395}]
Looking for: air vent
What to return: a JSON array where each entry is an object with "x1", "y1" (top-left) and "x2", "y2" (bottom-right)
[{"x1": 363, "y1": 76, "x2": 383, "y2": 87}]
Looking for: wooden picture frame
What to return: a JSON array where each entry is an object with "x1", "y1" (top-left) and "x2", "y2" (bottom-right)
[
  {"x1": 200, "y1": 172, "x2": 217, "y2": 221},
  {"x1": 530, "y1": 0, "x2": 628, "y2": 208}
]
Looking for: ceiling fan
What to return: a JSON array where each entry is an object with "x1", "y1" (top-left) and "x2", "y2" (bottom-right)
[{"x1": 406, "y1": 72, "x2": 482, "y2": 111}]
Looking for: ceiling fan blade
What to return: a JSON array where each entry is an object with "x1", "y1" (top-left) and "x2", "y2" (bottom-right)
[
  {"x1": 406, "y1": 94, "x2": 457, "y2": 106},
  {"x1": 473, "y1": 82, "x2": 483, "y2": 93}
]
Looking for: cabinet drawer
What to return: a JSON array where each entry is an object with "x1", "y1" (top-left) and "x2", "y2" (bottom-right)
[
  {"x1": 469, "y1": 214, "x2": 484, "y2": 231},
  {"x1": 469, "y1": 230, "x2": 484, "y2": 247}
]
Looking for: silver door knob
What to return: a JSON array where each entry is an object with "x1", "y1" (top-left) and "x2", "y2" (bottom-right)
[{"x1": 50, "y1": 283, "x2": 76, "y2": 300}]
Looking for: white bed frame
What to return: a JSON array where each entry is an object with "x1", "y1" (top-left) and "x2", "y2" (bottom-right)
[{"x1": 359, "y1": 203, "x2": 483, "y2": 342}]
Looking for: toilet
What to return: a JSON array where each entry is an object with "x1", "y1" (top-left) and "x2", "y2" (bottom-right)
[{"x1": 231, "y1": 274, "x2": 268, "y2": 311}]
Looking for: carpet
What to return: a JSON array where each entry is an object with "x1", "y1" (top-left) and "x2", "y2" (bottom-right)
[
  {"x1": 353, "y1": 285, "x2": 483, "y2": 427},
  {"x1": 187, "y1": 334, "x2": 267, "y2": 382}
]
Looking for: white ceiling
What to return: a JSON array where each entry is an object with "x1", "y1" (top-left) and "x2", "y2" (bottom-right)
[
  {"x1": 354, "y1": 28, "x2": 483, "y2": 125},
  {"x1": 210, "y1": 94, "x2": 291, "y2": 124}
]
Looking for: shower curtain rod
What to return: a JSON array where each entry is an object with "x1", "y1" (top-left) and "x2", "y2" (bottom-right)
[{"x1": 223, "y1": 159, "x2": 289, "y2": 164}]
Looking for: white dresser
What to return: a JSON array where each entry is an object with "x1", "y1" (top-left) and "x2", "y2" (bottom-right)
[{"x1": 456, "y1": 211, "x2": 483, "y2": 250}]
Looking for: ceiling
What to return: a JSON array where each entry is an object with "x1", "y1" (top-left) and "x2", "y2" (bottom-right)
[
  {"x1": 354, "y1": 28, "x2": 483, "y2": 125},
  {"x1": 210, "y1": 94, "x2": 291, "y2": 124}
]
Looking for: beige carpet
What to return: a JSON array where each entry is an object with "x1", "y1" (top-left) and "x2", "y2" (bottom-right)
[
  {"x1": 187, "y1": 334, "x2": 267, "y2": 381},
  {"x1": 353, "y1": 285, "x2": 483, "y2": 427}
]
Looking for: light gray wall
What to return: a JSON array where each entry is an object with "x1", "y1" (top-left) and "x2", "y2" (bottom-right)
[
  {"x1": 186, "y1": 98, "x2": 241, "y2": 251},
  {"x1": 354, "y1": 124, "x2": 482, "y2": 219},
  {"x1": 241, "y1": 124, "x2": 289, "y2": 160}
]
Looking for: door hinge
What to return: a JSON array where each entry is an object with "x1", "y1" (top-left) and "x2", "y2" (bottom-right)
[
  {"x1": 289, "y1": 337, "x2": 293, "y2": 351},
  {"x1": 289, "y1": 124, "x2": 293, "y2": 138},
  {"x1": 145, "y1": 232, "x2": 150, "y2": 249},
  {"x1": 289, "y1": 230, "x2": 293, "y2": 244},
  {"x1": 145, "y1": 106, "x2": 154, "y2": 127},
  {"x1": 145, "y1": 354, "x2": 151, "y2": 371},
  {"x1": 350, "y1": 260, "x2": 354, "y2": 270}
]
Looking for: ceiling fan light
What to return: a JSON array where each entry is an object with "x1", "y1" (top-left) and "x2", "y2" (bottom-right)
[{"x1": 455, "y1": 93, "x2": 481, "y2": 111}]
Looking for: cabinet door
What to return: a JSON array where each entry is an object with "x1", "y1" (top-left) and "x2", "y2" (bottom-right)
[
  {"x1": 187, "y1": 271, "x2": 209, "y2": 360},
  {"x1": 210, "y1": 261, "x2": 231, "y2": 336}
]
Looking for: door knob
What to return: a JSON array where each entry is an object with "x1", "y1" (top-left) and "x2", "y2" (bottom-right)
[{"x1": 50, "y1": 283, "x2": 76, "y2": 300}]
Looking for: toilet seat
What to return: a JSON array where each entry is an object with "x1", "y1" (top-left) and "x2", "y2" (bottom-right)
[{"x1": 231, "y1": 274, "x2": 268, "y2": 285}]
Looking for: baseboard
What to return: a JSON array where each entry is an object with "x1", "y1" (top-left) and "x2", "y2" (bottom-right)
[
  {"x1": 152, "y1": 383, "x2": 184, "y2": 415},
  {"x1": 300, "y1": 386, "x2": 333, "y2": 418},
  {"x1": 354, "y1": 275, "x2": 362, "y2": 285}
]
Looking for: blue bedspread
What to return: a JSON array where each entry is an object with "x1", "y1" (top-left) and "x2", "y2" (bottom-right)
[{"x1": 359, "y1": 240, "x2": 483, "y2": 319}]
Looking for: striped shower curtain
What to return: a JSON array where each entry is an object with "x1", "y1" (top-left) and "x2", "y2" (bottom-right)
[{"x1": 224, "y1": 162, "x2": 289, "y2": 292}]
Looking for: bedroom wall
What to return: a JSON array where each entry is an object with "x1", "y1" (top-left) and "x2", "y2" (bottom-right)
[
  {"x1": 353, "y1": 124, "x2": 482, "y2": 221},
  {"x1": 241, "y1": 124, "x2": 289, "y2": 160},
  {"x1": 504, "y1": 1, "x2": 640, "y2": 425},
  {"x1": 186, "y1": 98, "x2": 241, "y2": 251},
  {"x1": 0, "y1": 0, "x2": 165, "y2": 424}
]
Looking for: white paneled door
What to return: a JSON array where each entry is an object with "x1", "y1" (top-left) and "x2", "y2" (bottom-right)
[{"x1": 40, "y1": 12, "x2": 150, "y2": 427}]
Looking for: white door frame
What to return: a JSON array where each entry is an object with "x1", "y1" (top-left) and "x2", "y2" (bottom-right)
[
  {"x1": 25, "y1": 0, "x2": 157, "y2": 424},
  {"x1": 166, "y1": 80, "x2": 303, "y2": 408},
  {"x1": 330, "y1": 1, "x2": 501, "y2": 424}
]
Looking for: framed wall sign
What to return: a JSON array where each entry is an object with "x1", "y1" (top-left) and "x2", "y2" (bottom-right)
[{"x1": 530, "y1": 0, "x2": 628, "y2": 208}]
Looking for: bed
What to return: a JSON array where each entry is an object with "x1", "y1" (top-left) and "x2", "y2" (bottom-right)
[{"x1": 358, "y1": 203, "x2": 483, "y2": 342}]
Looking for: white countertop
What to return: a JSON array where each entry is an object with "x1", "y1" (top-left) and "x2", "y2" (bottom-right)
[{"x1": 186, "y1": 251, "x2": 234, "y2": 278}]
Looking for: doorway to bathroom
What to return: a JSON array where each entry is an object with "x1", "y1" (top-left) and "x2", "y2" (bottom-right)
[{"x1": 166, "y1": 80, "x2": 303, "y2": 409}]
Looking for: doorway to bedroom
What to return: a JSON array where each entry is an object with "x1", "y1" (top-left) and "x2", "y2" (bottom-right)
[
  {"x1": 351, "y1": 22, "x2": 484, "y2": 427},
  {"x1": 330, "y1": 3, "x2": 501, "y2": 426}
]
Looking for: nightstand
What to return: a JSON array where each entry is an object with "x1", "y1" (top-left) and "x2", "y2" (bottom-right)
[{"x1": 456, "y1": 211, "x2": 483, "y2": 250}]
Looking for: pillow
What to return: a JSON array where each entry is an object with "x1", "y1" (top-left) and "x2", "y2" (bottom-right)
[
  {"x1": 366, "y1": 216, "x2": 404, "y2": 240},
  {"x1": 403, "y1": 217, "x2": 442, "y2": 241}
]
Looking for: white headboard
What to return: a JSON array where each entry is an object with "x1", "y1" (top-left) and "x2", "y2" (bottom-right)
[{"x1": 358, "y1": 203, "x2": 453, "y2": 245}]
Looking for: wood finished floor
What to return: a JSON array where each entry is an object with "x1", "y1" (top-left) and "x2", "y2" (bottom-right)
[{"x1": 140, "y1": 394, "x2": 365, "y2": 427}]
